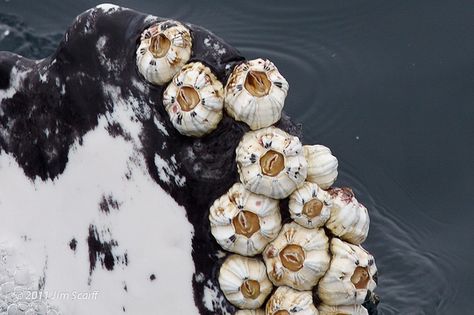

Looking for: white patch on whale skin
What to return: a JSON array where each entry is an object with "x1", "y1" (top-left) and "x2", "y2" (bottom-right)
[
  {"x1": 202, "y1": 280, "x2": 231, "y2": 314},
  {"x1": 0, "y1": 66, "x2": 30, "y2": 107},
  {"x1": 95, "y1": 4, "x2": 121, "y2": 14},
  {"x1": 0, "y1": 114, "x2": 198, "y2": 314}
]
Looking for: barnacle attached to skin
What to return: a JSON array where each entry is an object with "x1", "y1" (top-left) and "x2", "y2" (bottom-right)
[
  {"x1": 236, "y1": 127, "x2": 307, "y2": 199},
  {"x1": 218, "y1": 255, "x2": 273, "y2": 309},
  {"x1": 265, "y1": 286, "x2": 319, "y2": 315},
  {"x1": 209, "y1": 183, "x2": 282, "y2": 256},
  {"x1": 303, "y1": 145, "x2": 338, "y2": 189},
  {"x1": 317, "y1": 304, "x2": 368, "y2": 315},
  {"x1": 136, "y1": 20, "x2": 192, "y2": 85},
  {"x1": 325, "y1": 187, "x2": 370, "y2": 245},
  {"x1": 289, "y1": 182, "x2": 332, "y2": 229},
  {"x1": 262, "y1": 222, "x2": 330, "y2": 290},
  {"x1": 318, "y1": 238, "x2": 377, "y2": 306},
  {"x1": 236, "y1": 309, "x2": 265, "y2": 315},
  {"x1": 225, "y1": 58, "x2": 289, "y2": 130},
  {"x1": 163, "y1": 62, "x2": 224, "y2": 137}
]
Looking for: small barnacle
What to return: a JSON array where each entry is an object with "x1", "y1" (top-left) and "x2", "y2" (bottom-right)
[
  {"x1": 236, "y1": 310, "x2": 265, "y2": 315},
  {"x1": 318, "y1": 238, "x2": 377, "y2": 306},
  {"x1": 136, "y1": 21, "x2": 192, "y2": 85},
  {"x1": 225, "y1": 59, "x2": 289, "y2": 130},
  {"x1": 262, "y1": 222, "x2": 330, "y2": 291},
  {"x1": 303, "y1": 145, "x2": 338, "y2": 189},
  {"x1": 236, "y1": 127, "x2": 307, "y2": 199},
  {"x1": 325, "y1": 187, "x2": 370, "y2": 245},
  {"x1": 289, "y1": 182, "x2": 332, "y2": 229},
  {"x1": 209, "y1": 183, "x2": 282, "y2": 256},
  {"x1": 163, "y1": 62, "x2": 224, "y2": 137},
  {"x1": 317, "y1": 304, "x2": 368, "y2": 315},
  {"x1": 265, "y1": 286, "x2": 318, "y2": 315},
  {"x1": 218, "y1": 255, "x2": 273, "y2": 309}
]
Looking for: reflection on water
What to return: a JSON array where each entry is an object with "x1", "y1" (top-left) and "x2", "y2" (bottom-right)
[{"x1": 1, "y1": 0, "x2": 473, "y2": 313}]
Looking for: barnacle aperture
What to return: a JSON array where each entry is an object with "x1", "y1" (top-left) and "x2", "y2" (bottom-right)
[
  {"x1": 303, "y1": 199, "x2": 324, "y2": 218},
  {"x1": 233, "y1": 211, "x2": 261, "y2": 238},
  {"x1": 177, "y1": 86, "x2": 200, "y2": 111},
  {"x1": 241, "y1": 279, "x2": 261, "y2": 299},
  {"x1": 351, "y1": 266, "x2": 370, "y2": 289},
  {"x1": 245, "y1": 71, "x2": 271, "y2": 97},
  {"x1": 279, "y1": 244, "x2": 305, "y2": 272},
  {"x1": 260, "y1": 150, "x2": 285, "y2": 177},
  {"x1": 149, "y1": 33, "x2": 171, "y2": 58}
]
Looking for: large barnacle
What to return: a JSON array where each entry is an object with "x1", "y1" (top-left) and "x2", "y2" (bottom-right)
[
  {"x1": 303, "y1": 145, "x2": 338, "y2": 189},
  {"x1": 265, "y1": 286, "x2": 318, "y2": 315}
]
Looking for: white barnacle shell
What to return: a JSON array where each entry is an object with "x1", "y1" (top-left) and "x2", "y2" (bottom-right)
[
  {"x1": 209, "y1": 183, "x2": 282, "y2": 256},
  {"x1": 218, "y1": 255, "x2": 273, "y2": 309},
  {"x1": 163, "y1": 62, "x2": 224, "y2": 137},
  {"x1": 236, "y1": 127, "x2": 307, "y2": 199},
  {"x1": 318, "y1": 238, "x2": 377, "y2": 306},
  {"x1": 262, "y1": 222, "x2": 330, "y2": 291},
  {"x1": 303, "y1": 145, "x2": 338, "y2": 189},
  {"x1": 317, "y1": 304, "x2": 368, "y2": 315},
  {"x1": 289, "y1": 182, "x2": 332, "y2": 229},
  {"x1": 136, "y1": 20, "x2": 192, "y2": 85},
  {"x1": 265, "y1": 286, "x2": 319, "y2": 315},
  {"x1": 224, "y1": 58, "x2": 289, "y2": 130},
  {"x1": 325, "y1": 187, "x2": 369, "y2": 245},
  {"x1": 236, "y1": 309, "x2": 265, "y2": 315}
]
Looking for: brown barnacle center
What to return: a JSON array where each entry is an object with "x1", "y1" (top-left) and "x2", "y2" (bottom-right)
[
  {"x1": 232, "y1": 211, "x2": 260, "y2": 238},
  {"x1": 260, "y1": 150, "x2": 285, "y2": 177},
  {"x1": 274, "y1": 311, "x2": 290, "y2": 315},
  {"x1": 244, "y1": 70, "x2": 271, "y2": 97},
  {"x1": 177, "y1": 86, "x2": 200, "y2": 111},
  {"x1": 351, "y1": 266, "x2": 370, "y2": 289},
  {"x1": 279, "y1": 244, "x2": 305, "y2": 272},
  {"x1": 303, "y1": 198, "x2": 324, "y2": 218},
  {"x1": 240, "y1": 279, "x2": 260, "y2": 299},
  {"x1": 149, "y1": 33, "x2": 171, "y2": 58}
]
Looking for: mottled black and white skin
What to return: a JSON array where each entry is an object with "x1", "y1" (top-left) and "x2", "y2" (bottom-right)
[{"x1": 0, "y1": 4, "x2": 378, "y2": 314}]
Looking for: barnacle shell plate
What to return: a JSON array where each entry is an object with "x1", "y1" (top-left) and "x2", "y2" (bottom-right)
[
  {"x1": 263, "y1": 222, "x2": 330, "y2": 291},
  {"x1": 318, "y1": 238, "x2": 377, "y2": 306},
  {"x1": 326, "y1": 187, "x2": 370, "y2": 245},
  {"x1": 289, "y1": 182, "x2": 332, "y2": 229},
  {"x1": 209, "y1": 183, "x2": 282, "y2": 256},
  {"x1": 236, "y1": 127, "x2": 307, "y2": 199},
  {"x1": 317, "y1": 304, "x2": 369, "y2": 315},
  {"x1": 136, "y1": 21, "x2": 192, "y2": 85},
  {"x1": 236, "y1": 309, "x2": 265, "y2": 315},
  {"x1": 225, "y1": 58, "x2": 289, "y2": 130},
  {"x1": 266, "y1": 286, "x2": 319, "y2": 315},
  {"x1": 163, "y1": 62, "x2": 224, "y2": 137},
  {"x1": 303, "y1": 145, "x2": 338, "y2": 189},
  {"x1": 218, "y1": 255, "x2": 273, "y2": 309}
]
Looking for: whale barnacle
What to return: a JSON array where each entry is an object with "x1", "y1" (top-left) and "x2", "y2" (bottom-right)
[
  {"x1": 265, "y1": 286, "x2": 318, "y2": 315},
  {"x1": 136, "y1": 20, "x2": 192, "y2": 85},
  {"x1": 303, "y1": 145, "x2": 338, "y2": 190},
  {"x1": 163, "y1": 62, "x2": 224, "y2": 137},
  {"x1": 317, "y1": 304, "x2": 369, "y2": 315},
  {"x1": 225, "y1": 58, "x2": 289, "y2": 130},
  {"x1": 289, "y1": 182, "x2": 332, "y2": 229},
  {"x1": 218, "y1": 255, "x2": 273, "y2": 309},
  {"x1": 236, "y1": 127, "x2": 307, "y2": 199}
]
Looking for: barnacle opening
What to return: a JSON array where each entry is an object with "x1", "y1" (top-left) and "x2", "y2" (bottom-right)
[
  {"x1": 273, "y1": 311, "x2": 290, "y2": 315},
  {"x1": 149, "y1": 33, "x2": 171, "y2": 58},
  {"x1": 177, "y1": 86, "x2": 200, "y2": 111},
  {"x1": 351, "y1": 266, "x2": 370, "y2": 289},
  {"x1": 260, "y1": 150, "x2": 285, "y2": 177},
  {"x1": 303, "y1": 199, "x2": 324, "y2": 218},
  {"x1": 240, "y1": 279, "x2": 261, "y2": 299},
  {"x1": 233, "y1": 211, "x2": 261, "y2": 238},
  {"x1": 245, "y1": 71, "x2": 271, "y2": 97},
  {"x1": 279, "y1": 244, "x2": 305, "y2": 272}
]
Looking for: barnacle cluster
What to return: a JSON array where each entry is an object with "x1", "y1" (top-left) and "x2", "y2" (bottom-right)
[{"x1": 136, "y1": 19, "x2": 378, "y2": 315}]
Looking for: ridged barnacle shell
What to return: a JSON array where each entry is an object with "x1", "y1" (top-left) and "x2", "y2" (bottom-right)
[
  {"x1": 218, "y1": 255, "x2": 273, "y2": 309},
  {"x1": 265, "y1": 286, "x2": 319, "y2": 315},
  {"x1": 236, "y1": 127, "x2": 307, "y2": 199},
  {"x1": 303, "y1": 145, "x2": 338, "y2": 189},
  {"x1": 262, "y1": 222, "x2": 330, "y2": 290},
  {"x1": 317, "y1": 304, "x2": 368, "y2": 315},
  {"x1": 163, "y1": 62, "x2": 224, "y2": 137},
  {"x1": 209, "y1": 183, "x2": 282, "y2": 256},
  {"x1": 318, "y1": 238, "x2": 377, "y2": 306},
  {"x1": 136, "y1": 21, "x2": 192, "y2": 85},
  {"x1": 236, "y1": 309, "x2": 265, "y2": 315},
  {"x1": 224, "y1": 58, "x2": 289, "y2": 130},
  {"x1": 325, "y1": 187, "x2": 369, "y2": 245},
  {"x1": 289, "y1": 182, "x2": 332, "y2": 229}
]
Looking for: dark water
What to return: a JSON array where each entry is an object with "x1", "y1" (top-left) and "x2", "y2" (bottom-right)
[{"x1": 1, "y1": 0, "x2": 473, "y2": 314}]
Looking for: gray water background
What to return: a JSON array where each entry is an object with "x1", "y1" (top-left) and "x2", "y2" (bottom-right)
[{"x1": 0, "y1": 0, "x2": 473, "y2": 314}]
